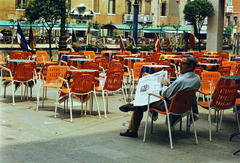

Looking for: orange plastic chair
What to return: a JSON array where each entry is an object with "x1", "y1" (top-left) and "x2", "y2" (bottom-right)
[
  {"x1": 37, "y1": 62, "x2": 59, "y2": 82},
  {"x1": 36, "y1": 51, "x2": 50, "y2": 65},
  {"x1": 194, "y1": 67, "x2": 204, "y2": 78},
  {"x1": 157, "y1": 60, "x2": 171, "y2": 66},
  {"x1": 37, "y1": 65, "x2": 69, "y2": 111},
  {"x1": 218, "y1": 51, "x2": 229, "y2": 61},
  {"x1": 143, "y1": 90, "x2": 198, "y2": 149},
  {"x1": 235, "y1": 64, "x2": 240, "y2": 76},
  {"x1": 0, "y1": 62, "x2": 37, "y2": 105},
  {"x1": 217, "y1": 66, "x2": 231, "y2": 76},
  {"x1": 197, "y1": 71, "x2": 221, "y2": 102},
  {"x1": 95, "y1": 70, "x2": 126, "y2": 118},
  {"x1": 150, "y1": 52, "x2": 162, "y2": 63},
  {"x1": 123, "y1": 51, "x2": 132, "y2": 56},
  {"x1": 9, "y1": 51, "x2": 29, "y2": 60},
  {"x1": 0, "y1": 55, "x2": 6, "y2": 66},
  {"x1": 58, "y1": 51, "x2": 68, "y2": 55},
  {"x1": 55, "y1": 71, "x2": 100, "y2": 122},
  {"x1": 95, "y1": 56, "x2": 109, "y2": 70},
  {"x1": 68, "y1": 52, "x2": 83, "y2": 55},
  {"x1": 198, "y1": 85, "x2": 239, "y2": 141},
  {"x1": 82, "y1": 61, "x2": 99, "y2": 70},
  {"x1": 222, "y1": 61, "x2": 237, "y2": 75},
  {"x1": 202, "y1": 50, "x2": 210, "y2": 55},
  {"x1": 84, "y1": 51, "x2": 96, "y2": 60},
  {"x1": 165, "y1": 68, "x2": 176, "y2": 78}
]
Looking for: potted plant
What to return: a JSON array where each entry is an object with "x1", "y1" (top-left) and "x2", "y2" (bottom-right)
[
  {"x1": 141, "y1": 43, "x2": 149, "y2": 50},
  {"x1": 126, "y1": 43, "x2": 138, "y2": 54},
  {"x1": 72, "y1": 42, "x2": 81, "y2": 52},
  {"x1": 176, "y1": 44, "x2": 185, "y2": 52}
]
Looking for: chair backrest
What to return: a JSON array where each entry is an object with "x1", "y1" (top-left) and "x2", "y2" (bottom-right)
[
  {"x1": 222, "y1": 61, "x2": 237, "y2": 74},
  {"x1": 68, "y1": 52, "x2": 83, "y2": 55},
  {"x1": 123, "y1": 51, "x2": 132, "y2": 56},
  {"x1": 201, "y1": 71, "x2": 221, "y2": 93},
  {"x1": 143, "y1": 56, "x2": 152, "y2": 62},
  {"x1": 14, "y1": 62, "x2": 36, "y2": 82},
  {"x1": 36, "y1": 51, "x2": 49, "y2": 64},
  {"x1": 103, "y1": 70, "x2": 124, "y2": 91},
  {"x1": 211, "y1": 85, "x2": 238, "y2": 109},
  {"x1": 218, "y1": 51, "x2": 229, "y2": 61},
  {"x1": 39, "y1": 62, "x2": 59, "y2": 80},
  {"x1": 9, "y1": 51, "x2": 28, "y2": 60},
  {"x1": 101, "y1": 51, "x2": 112, "y2": 56},
  {"x1": 168, "y1": 90, "x2": 196, "y2": 114},
  {"x1": 45, "y1": 66, "x2": 69, "y2": 85},
  {"x1": 58, "y1": 51, "x2": 68, "y2": 55},
  {"x1": 165, "y1": 68, "x2": 176, "y2": 77},
  {"x1": 133, "y1": 62, "x2": 152, "y2": 80},
  {"x1": 108, "y1": 61, "x2": 124, "y2": 72},
  {"x1": 202, "y1": 50, "x2": 210, "y2": 55},
  {"x1": 84, "y1": 51, "x2": 96, "y2": 60},
  {"x1": 217, "y1": 66, "x2": 231, "y2": 76},
  {"x1": 114, "y1": 52, "x2": 125, "y2": 55},
  {"x1": 95, "y1": 56, "x2": 108, "y2": 69},
  {"x1": 194, "y1": 67, "x2": 204, "y2": 77},
  {"x1": 71, "y1": 71, "x2": 95, "y2": 94},
  {"x1": 82, "y1": 61, "x2": 99, "y2": 70},
  {"x1": 157, "y1": 60, "x2": 171, "y2": 66},
  {"x1": 235, "y1": 64, "x2": 240, "y2": 76}
]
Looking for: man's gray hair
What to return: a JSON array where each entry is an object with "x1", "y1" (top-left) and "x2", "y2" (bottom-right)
[{"x1": 183, "y1": 54, "x2": 198, "y2": 71}]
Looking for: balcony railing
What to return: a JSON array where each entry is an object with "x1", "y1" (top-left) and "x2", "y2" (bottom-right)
[{"x1": 123, "y1": 14, "x2": 154, "y2": 24}]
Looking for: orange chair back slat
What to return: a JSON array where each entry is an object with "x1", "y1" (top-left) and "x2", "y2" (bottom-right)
[
  {"x1": 201, "y1": 71, "x2": 221, "y2": 94},
  {"x1": 82, "y1": 61, "x2": 99, "y2": 70},
  {"x1": 58, "y1": 51, "x2": 68, "y2": 55},
  {"x1": 217, "y1": 66, "x2": 231, "y2": 76},
  {"x1": 235, "y1": 64, "x2": 240, "y2": 76},
  {"x1": 84, "y1": 51, "x2": 96, "y2": 60},
  {"x1": 218, "y1": 51, "x2": 229, "y2": 61},
  {"x1": 211, "y1": 85, "x2": 238, "y2": 109},
  {"x1": 157, "y1": 60, "x2": 171, "y2": 66},
  {"x1": 114, "y1": 52, "x2": 125, "y2": 55},
  {"x1": 9, "y1": 51, "x2": 29, "y2": 60},
  {"x1": 108, "y1": 61, "x2": 124, "y2": 72},
  {"x1": 222, "y1": 61, "x2": 237, "y2": 74},
  {"x1": 14, "y1": 62, "x2": 36, "y2": 82},
  {"x1": 202, "y1": 50, "x2": 210, "y2": 55},
  {"x1": 123, "y1": 51, "x2": 132, "y2": 56},
  {"x1": 45, "y1": 66, "x2": 69, "y2": 86},
  {"x1": 71, "y1": 72, "x2": 95, "y2": 94},
  {"x1": 95, "y1": 56, "x2": 108, "y2": 69},
  {"x1": 143, "y1": 56, "x2": 152, "y2": 62},
  {"x1": 36, "y1": 51, "x2": 50, "y2": 64},
  {"x1": 68, "y1": 52, "x2": 83, "y2": 55},
  {"x1": 39, "y1": 62, "x2": 58, "y2": 80},
  {"x1": 165, "y1": 68, "x2": 176, "y2": 77},
  {"x1": 166, "y1": 90, "x2": 196, "y2": 114},
  {"x1": 133, "y1": 62, "x2": 152, "y2": 80},
  {"x1": 103, "y1": 70, "x2": 124, "y2": 91}
]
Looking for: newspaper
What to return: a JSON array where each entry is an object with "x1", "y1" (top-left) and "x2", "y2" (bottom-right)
[{"x1": 133, "y1": 70, "x2": 168, "y2": 106}]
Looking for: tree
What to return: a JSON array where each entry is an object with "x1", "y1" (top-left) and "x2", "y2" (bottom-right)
[
  {"x1": 225, "y1": 24, "x2": 234, "y2": 38},
  {"x1": 24, "y1": 0, "x2": 68, "y2": 56},
  {"x1": 183, "y1": 0, "x2": 214, "y2": 51}
]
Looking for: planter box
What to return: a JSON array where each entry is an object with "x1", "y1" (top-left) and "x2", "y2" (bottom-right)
[{"x1": 126, "y1": 48, "x2": 138, "y2": 54}]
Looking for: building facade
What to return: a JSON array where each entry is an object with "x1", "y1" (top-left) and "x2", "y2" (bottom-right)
[{"x1": 224, "y1": 0, "x2": 240, "y2": 33}]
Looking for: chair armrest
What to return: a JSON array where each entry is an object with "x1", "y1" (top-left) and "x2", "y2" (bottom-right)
[
  {"x1": 237, "y1": 90, "x2": 240, "y2": 94},
  {"x1": 94, "y1": 77, "x2": 100, "y2": 81},
  {"x1": 1, "y1": 67, "x2": 11, "y2": 72},
  {"x1": 201, "y1": 80, "x2": 211, "y2": 83},
  {"x1": 70, "y1": 66, "x2": 78, "y2": 70},
  {"x1": 59, "y1": 60, "x2": 67, "y2": 66},
  {"x1": 148, "y1": 93, "x2": 165, "y2": 100},
  {"x1": 57, "y1": 77, "x2": 67, "y2": 83}
]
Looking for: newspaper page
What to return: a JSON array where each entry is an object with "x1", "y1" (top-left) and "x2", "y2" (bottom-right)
[{"x1": 133, "y1": 70, "x2": 168, "y2": 106}]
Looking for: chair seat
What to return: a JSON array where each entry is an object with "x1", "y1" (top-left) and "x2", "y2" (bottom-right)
[
  {"x1": 42, "y1": 83, "x2": 61, "y2": 88},
  {"x1": 236, "y1": 98, "x2": 240, "y2": 106},
  {"x1": 95, "y1": 86, "x2": 103, "y2": 92},
  {"x1": 59, "y1": 88, "x2": 71, "y2": 94},
  {"x1": 2, "y1": 77, "x2": 12, "y2": 82},
  {"x1": 124, "y1": 72, "x2": 130, "y2": 77},
  {"x1": 197, "y1": 101, "x2": 212, "y2": 109},
  {"x1": 151, "y1": 107, "x2": 167, "y2": 115}
]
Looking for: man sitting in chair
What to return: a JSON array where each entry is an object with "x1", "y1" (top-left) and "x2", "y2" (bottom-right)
[{"x1": 119, "y1": 55, "x2": 201, "y2": 137}]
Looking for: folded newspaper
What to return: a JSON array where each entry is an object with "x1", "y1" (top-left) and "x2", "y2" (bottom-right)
[{"x1": 134, "y1": 70, "x2": 168, "y2": 106}]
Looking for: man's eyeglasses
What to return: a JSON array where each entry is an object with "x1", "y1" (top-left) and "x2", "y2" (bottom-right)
[{"x1": 179, "y1": 61, "x2": 190, "y2": 65}]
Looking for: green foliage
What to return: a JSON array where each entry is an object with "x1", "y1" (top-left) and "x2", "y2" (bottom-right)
[
  {"x1": 176, "y1": 44, "x2": 185, "y2": 49},
  {"x1": 225, "y1": 24, "x2": 234, "y2": 37},
  {"x1": 183, "y1": 0, "x2": 214, "y2": 25}
]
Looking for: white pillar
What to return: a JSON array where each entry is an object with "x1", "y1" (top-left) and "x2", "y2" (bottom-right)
[{"x1": 206, "y1": 0, "x2": 225, "y2": 51}]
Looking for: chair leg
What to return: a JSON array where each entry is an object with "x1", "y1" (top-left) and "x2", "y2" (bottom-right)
[
  {"x1": 101, "y1": 91, "x2": 107, "y2": 118},
  {"x1": 81, "y1": 95, "x2": 83, "y2": 115},
  {"x1": 106, "y1": 92, "x2": 109, "y2": 114},
  {"x1": 12, "y1": 81, "x2": 15, "y2": 105},
  {"x1": 143, "y1": 98, "x2": 151, "y2": 142},
  {"x1": 219, "y1": 110, "x2": 224, "y2": 130},
  {"x1": 42, "y1": 87, "x2": 45, "y2": 108},
  {"x1": 166, "y1": 114, "x2": 173, "y2": 149},
  {"x1": 69, "y1": 94, "x2": 73, "y2": 123},
  {"x1": 93, "y1": 91, "x2": 101, "y2": 119},
  {"x1": 54, "y1": 90, "x2": 59, "y2": 118},
  {"x1": 209, "y1": 108, "x2": 212, "y2": 141},
  {"x1": 216, "y1": 110, "x2": 219, "y2": 132},
  {"x1": 190, "y1": 111, "x2": 198, "y2": 145}
]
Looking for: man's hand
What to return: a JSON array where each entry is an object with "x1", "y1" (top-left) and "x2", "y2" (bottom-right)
[{"x1": 161, "y1": 79, "x2": 170, "y2": 87}]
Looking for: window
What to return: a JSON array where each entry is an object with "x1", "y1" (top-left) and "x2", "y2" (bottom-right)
[
  {"x1": 161, "y1": 2, "x2": 166, "y2": 16},
  {"x1": 94, "y1": 0, "x2": 100, "y2": 13},
  {"x1": 234, "y1": 16, "x2": 238, "y2": 26},
  {"x1": 16, "y1": 0, "x2": 27, "y2": 9},
  {"x1": 226, "y1": 16, "x2": 231, "y2": 26},
  {"x1": 108, "y1": 0, "x2": 115, "y2": 14},
  {"x1": 145, "y1": 0, "x2": 151, "y2": 14},
  {"x1": 125, "y1": 0, "x2": 131, "y2": 14}
]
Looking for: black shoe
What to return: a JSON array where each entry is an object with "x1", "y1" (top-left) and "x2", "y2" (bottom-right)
[
  {"x1": 165, "y1": 115, "x2": 181, "y2": 130},
  {"x1": 120, "y1": 129, "x2": 138, "y2": 138},
  {"x1": 119, "y1": 104, "x2": 136, "y2": 112}
]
